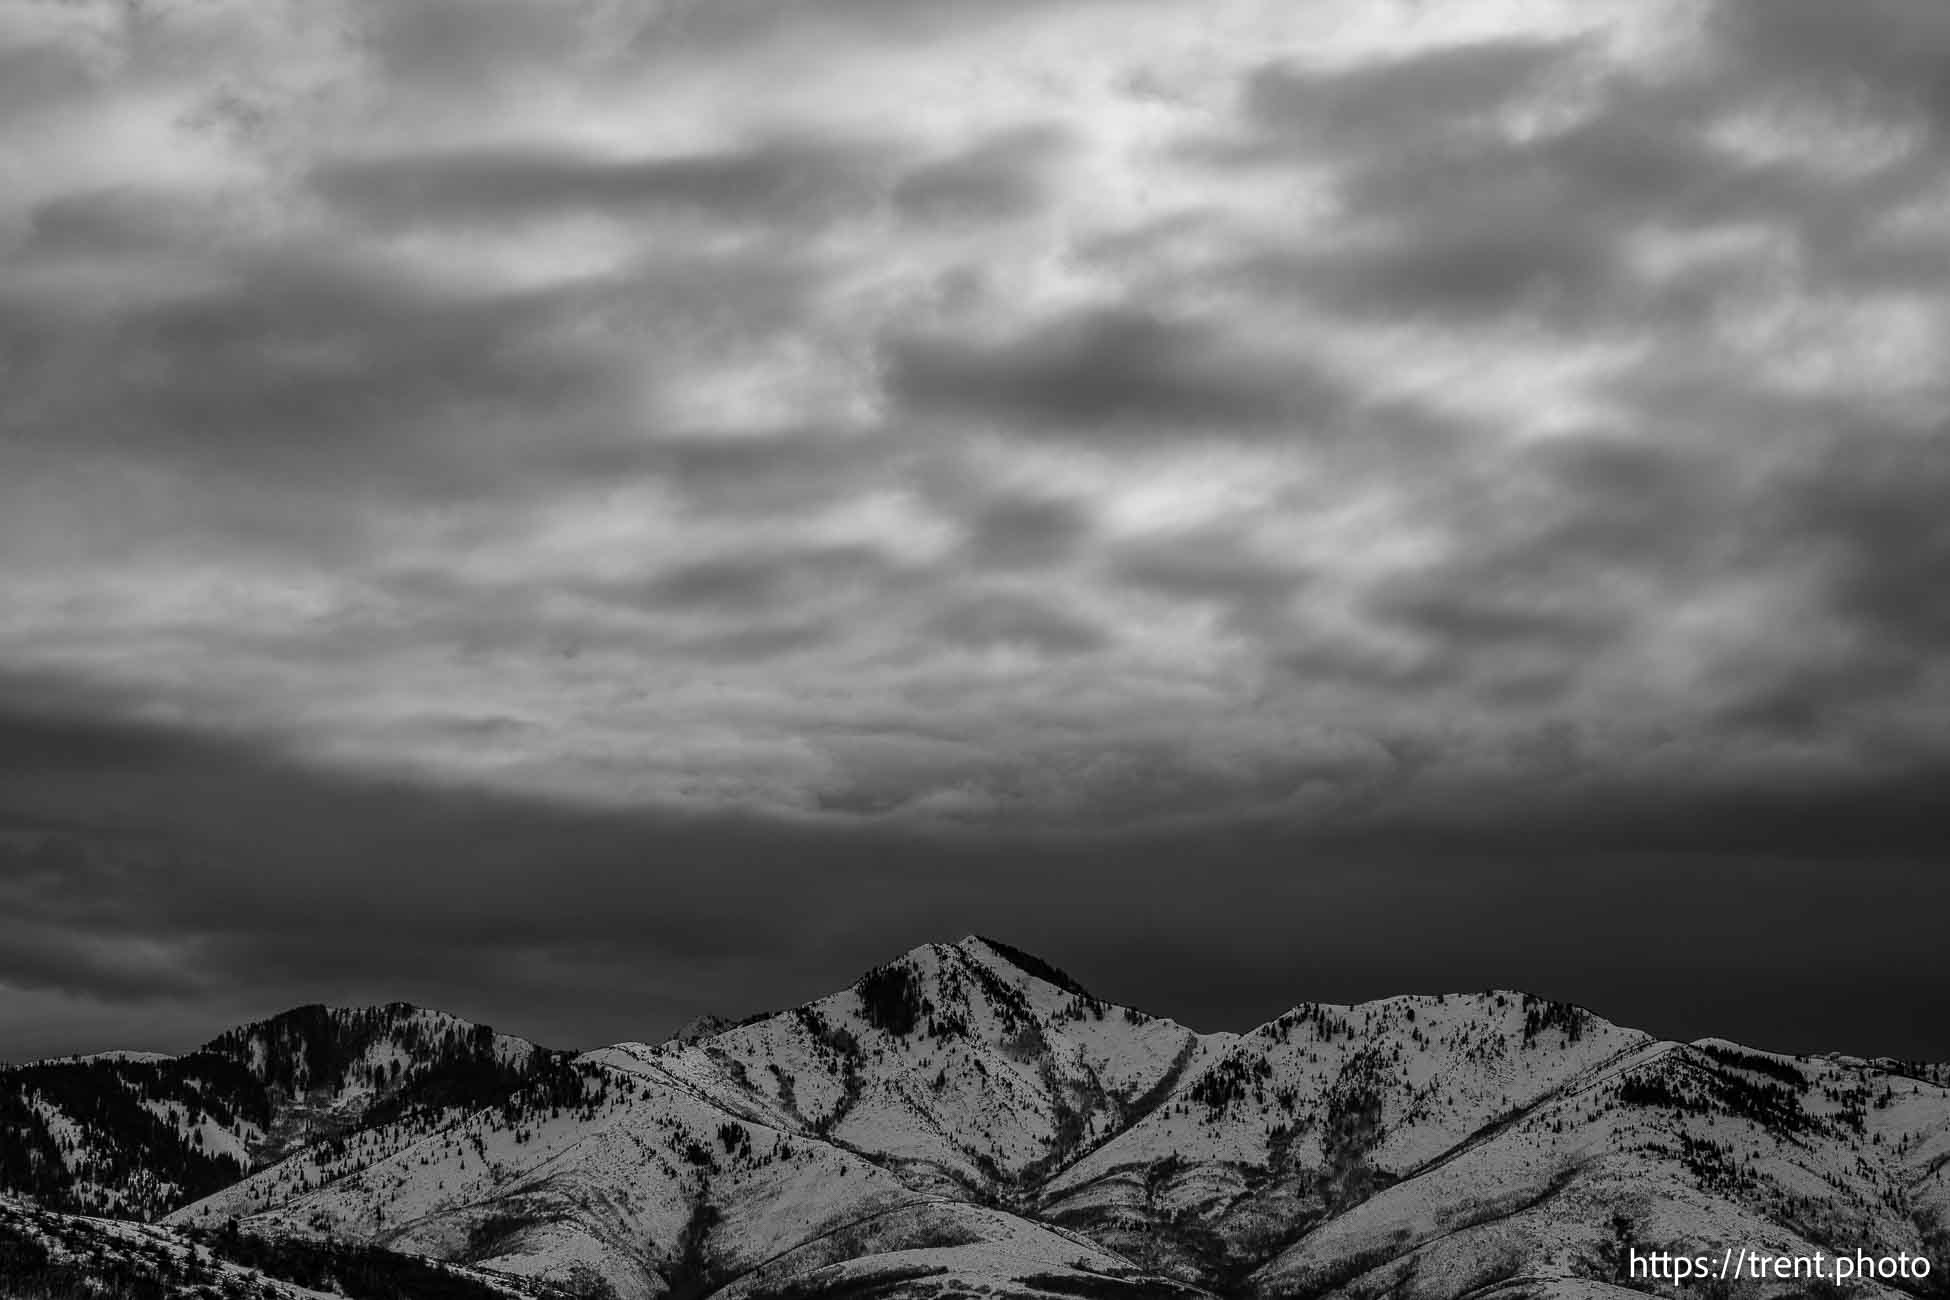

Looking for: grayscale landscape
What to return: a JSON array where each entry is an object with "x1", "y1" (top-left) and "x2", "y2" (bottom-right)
[
  {"x1": 3, "y1": 0, "x2": 1946, "y2": 1296},
  {"x1": 5, "y1": 938, "x2": 1950, "y2": 1299}
]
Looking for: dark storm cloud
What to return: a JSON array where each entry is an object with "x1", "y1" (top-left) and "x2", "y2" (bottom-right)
[
  {"x1": 0, "y1": 29, "x2": 99, "y2": 118},
  {"x1": 1237, "y1": 36, "x2": 1580, "y2": 154},
  {"x1": 1585, "y1": 356, "x2": 1950, "y2": 738},
  {"x1": 884, "y1": 304, "x2": 1350, "y2": 440},
  {"x1": 0, "y1": 704, "x2": 223, "y2": 780},
  {"x1": 923, "y1": 591, "x2": 1109, "y2": 657},
  {"x1": 0, "y1": 920, "x2": 208, "y2": 1004},
  {"x1": 665, "y1": 618, "x2": 845, "y2": 665},
  {"x1": 627, "y1": 0, "x2": 1168, "y2": 56},
  {"x1": 638, "y1": 544, "x2": 904, "y2": 613},
  {"x1": 4, "y1": 244, "x2": 624, "y2": 502},
  {"x1": 1711, "y1": 652, "x2": 1929, "y2": 741},
  {"x1": 0, "y1": 674, "x2": 835, "y2": 1034},
  {"x1": 1109, "y1": 529, "x2": 1307, "y2": 637},
  {"x1": 956, "y1": 494, "x2": 1095, "y2": 571},
  {"x1": 1357, "y1": 435, "x2": 1721, "y2": 658},
  {"x1": 620, "y1": 430, "x2": 892, "y2": 512},
  {"x1": 21, "y1": 186, "x2": 191, "y2": 260},
  {"x1": 1372, "y1": 586, "x2": 1621, "y2": 659},
  {"x1": 361, "y1": 0, "x2": 617, "y2": 91},
  {"x1": 1363, "y1": 409, "x2": 1946, "y2": 728},
  {"x1": 1515, "y1": 435, "x2": 1727, "y2": 558},
  {"x1": 891, "y1": 125, "x2": 1070, "y2": 226},
  {"x1": 4, "y1": 675, "x2": 1949, "y2": 1060},
  {"x1": 1213, "y1": 18, "x2": 1946, "y2": 330},
  {"x1": 1717, "y1": 0, "x2": 1950, "y2": 138},
  {"x1": 1262, "y1": 427, "x2": 1733, "y2": 705},
  {"x1": 6, "y1": 199, "x2": 845, "y2": 562},
  {"x1": 1778, "y1": 430, "x2": 1950, "y2": 653},
  {"x1": 1705, "y1": 428, "x2": 1950, "y2": 736},
  {"x1": 311, "y1": 135, "x2": 891, "y2": 232},
  {"x1": 4, "y1": 0, "x2": 1948, "y2": 1067}
]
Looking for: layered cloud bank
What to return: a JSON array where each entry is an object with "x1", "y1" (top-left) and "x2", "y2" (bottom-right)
[{"x1": 2, "y1": 0, "x2": 1946, "y2": 1056}]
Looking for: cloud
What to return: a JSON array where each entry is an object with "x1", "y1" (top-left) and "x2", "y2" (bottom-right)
[
  {"x1": 1716, "y1": 0, "x2": 1950, "y2": 139},
  {"x1": 1109, "y1": 528, "x2": 1307, "y2": 637},
  {"x1": 955, "y1": 493, "x2": 1096, "y2": 571},
  {"x1": 623, "y1": 0, "x2": 1171, "y2": 56},
  {"x1": 573, "y1": 426, "x2": 896, "y2": 517},
  {"x1": 3, "y1": 675, "x2": 1949, "y2": 1061},
  {"x1": 637, "y1": 544, "x2": 904, "y2": 614},
  {"x1": 311, "y1": 135, "x2": 893, "y2": 232},
  {"x1": 892, "y1": 124, "x2": 1070, "y2": 227},
  {"x1": 1211, "y1": 15, "x2": 1947, "y2": 335},
  {"x1": 923, "y1": 591, "x2": 1110, "y2": 657},
  {"x1": 1779, "y1": 429, "x2": 1950, "y2": 653},
  {"x1": 884, "y1": 304, "x2": 1351, "y2": 441},
  {"x1": 5, "y1": 237, "x2": 627, "y2": 506},
  {"x1": 3, "y1": 0, "x2": 1949, "y2": 1061},
  {"x1": 1702, "y1": 426, "x2": 1950, "y2": 737},
  {"x1": 1237, "y1": 35, "x2": 1581, "y2": 155}
]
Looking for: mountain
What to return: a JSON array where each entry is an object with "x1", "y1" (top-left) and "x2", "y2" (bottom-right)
[
  {"x1": 10, "y1": 937, "x2": 1949, "y2": 1300},
  {"x1": 659, "y1": 1016, "x2": 746, "y2": 1048},
  {"x1": 0, "y1": 1189, "x2": 568, "y2": 1300},
  {"x1": 0, "y1": 1003, "x2": 569, "y2": 1221}
]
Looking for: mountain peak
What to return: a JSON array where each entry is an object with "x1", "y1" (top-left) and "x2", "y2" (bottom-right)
[
  {"x1": 13, "y1": 946, "x2": 1949, "y2": 1300},
  {"x1": 659, "y1": 1013, "x2": 739, "y2": 1047},
  {"x1": 195, "y1": 1002, "x2": 546, "y2": 1060},
  {"x1": 956, "y1": 933, "x2": 1094, "y2": 997}
]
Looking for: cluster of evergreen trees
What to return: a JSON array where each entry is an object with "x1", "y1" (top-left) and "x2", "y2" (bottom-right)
[
  {"x1": 0, "y1": 1006, "x2": 580, "y2": 1222},
  {"x1": 856, "y1": 965, "x2": 922, "y2": 1037},
  {"x1": 0, "y1": 1202, "x2": 562, "y2": 1300},
  {"x1": 1266, "y1": 1004, "x2": 1357, "y2": 1045},
  {"x1": 1618, "y1": 1056, "x2": 1817, "y2": 1137},
  {"x1": 1518, "y1": 994, "x2": 1591, "y2": 1047},
  {"x1": 0, "y1": 1058, "x2": 258, "y2": 1217},
  {"x1": 193, "y1": 1222, "x2": 537, "y2": 1300},
  {"x1": 1188, "y1": 1052, "x2": 1275, "y2": 1119},
  {"x1": 0, "y1": 1217, "x2": 196, "y2": 1300},
  {"x1": 973, "y1": 937, "x2": 1092, "y2": 998},
  {"x1": 1697, "y1": 1043, "x2": 1808, "y2": 1090}
]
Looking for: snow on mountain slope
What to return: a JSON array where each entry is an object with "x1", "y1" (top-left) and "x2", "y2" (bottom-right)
[
  {"x1": 661, "y1": 1016, "x2": 746, "y2": 1047},
  {"x1": 1037, "y1": 991, "x2": 1653, "y2": 1281},
  {"x1": 624, "y1": 938, "x2": 1223, "y2": 1200},
  {"x1": 165, "y1": 1048, "x2": 1168, "y2": 1300},
  {"x1": 710, "y1": 1201, "x2": 1206, "y2": 1300},
  {"x1": 203, "y1": 1003, "x2": 552, "y2": 1117},
  {"x1": 0, "y1": 1189, "x2": 559, "y2": 1300},
  {"x1": 165, "y1": 939, "x2": 1221, "y2": 1298},
  {"x1": 32, "y1": 938, "x2": 1950, "y2": 1300},
  {"x1": 1, "y1": 1055, "x2": 264, "y2": 1219},
  {"x1": 1245, "y1": 1039, "x2": 1950, "y2": 1300},
  {"x1": 1, "y1": 1192, "x2": 336, "y2": 1300},
  {"x1": 36, "y1": 1051, "x2": 178, "y2": 1067},
  {"x1": 0, "y1": 1002, "x2": 567, "y2": 1221},
  {"x1": 24, "y1": 1093, "x2": 87, "y2": 1172}
]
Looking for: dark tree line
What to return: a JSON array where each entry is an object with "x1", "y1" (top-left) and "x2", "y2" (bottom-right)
[
  {"x1": 857, "y1": 965, "x2": 922, "y2": 1037},
  {"x1": 0, "y1": 1059, "x2": 257, "y2": 1216},
  {"x1": 1, "y1": 1005, "x2": 575, "y2": 1222}
]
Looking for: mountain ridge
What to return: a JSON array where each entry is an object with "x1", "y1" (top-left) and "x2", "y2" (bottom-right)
[
  {"x1": 1, "y1": 1001, "x2": 570, "y2": 1221},
  {"x1": 6, "y1": 937, "x2": 1947, "y2": 1300}
]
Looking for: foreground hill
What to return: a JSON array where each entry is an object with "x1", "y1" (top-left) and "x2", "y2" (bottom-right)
[
  {"x1": 0, "y1": 1189, "x2": 572, "y2": 1300},
  {"x1": 0, "y1": 1003, "x2": 567, "y2": 1220},
  {"x1": 13, "y1": 937, "x2": 1950, "y2": 1299}
]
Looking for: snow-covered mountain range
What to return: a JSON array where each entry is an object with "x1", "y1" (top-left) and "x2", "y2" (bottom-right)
[
  {"x1": 6, "y1": 937, "x2": 1947, "y2": 1300},
  {"x1": 1, "y1": 1002, "x2": 566, "y2": 1220}
]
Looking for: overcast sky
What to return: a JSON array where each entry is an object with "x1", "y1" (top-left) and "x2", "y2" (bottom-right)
[{"x1": 3, "y1": 0, "x2": 1947, "y2": 1064}]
